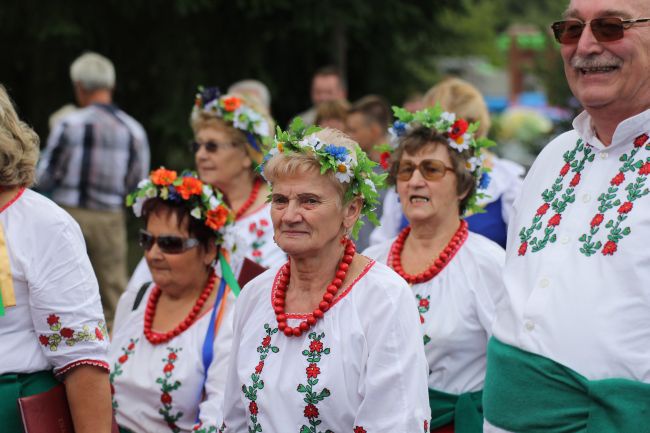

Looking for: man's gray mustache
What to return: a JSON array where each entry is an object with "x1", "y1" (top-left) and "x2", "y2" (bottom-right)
[{"x1": 571, "y1": 55, "x2": 622, "y2": 69}]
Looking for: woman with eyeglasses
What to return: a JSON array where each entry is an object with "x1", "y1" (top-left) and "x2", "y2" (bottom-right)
[
  {"x1": 220, "y1": 123, "x2": 430, "y2": 432},
  {"x1": 363, "y1": 107, "x2": 505, "y2": 433},
  {"x1": 109, "y1": 168, "x2": 239, "y2": 433}
]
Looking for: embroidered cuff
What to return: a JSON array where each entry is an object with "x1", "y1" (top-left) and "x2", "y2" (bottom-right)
[{"x1": 56, "y1": 359, "x2": 110, "y2": 377}]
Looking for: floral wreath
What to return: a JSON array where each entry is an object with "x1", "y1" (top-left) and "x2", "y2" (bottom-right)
[
  {"x1": 191, "y1": 86, "x2": 271, "y2": 164},
  {"x1": 260, "y1": 118, "x2": 386, "y2": 238},
  {"x1": 377, "y1": 105, "x2": 495, "y2": 215},
  {"x1": 126, "y1": 167, "x2": 234, "y2": 245}
]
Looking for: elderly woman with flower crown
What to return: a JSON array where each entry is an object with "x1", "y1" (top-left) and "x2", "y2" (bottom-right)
[
  {"x1": 220, "y1": 120, "x2": 431, "y2": 432},
  {"x1": 363, "y1": 107, "x2": 505, "y2": 433},
  {"x1": 109, "y1": 168, "x2": 239, "y2": 433}
]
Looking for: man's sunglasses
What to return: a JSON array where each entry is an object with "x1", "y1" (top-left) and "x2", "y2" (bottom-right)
[
  {"x1": 397, "y1": 159, "x2": 455, "y2": 182},
  {"x1": 139, "y1": 229, "x2": 199, "y2": 254},
  {"x1": 551, "y1": 17, "x2": 650, "y2": 44},
  {"x1": 188, "y1": 140, "x2": 230, "y2": 154}
]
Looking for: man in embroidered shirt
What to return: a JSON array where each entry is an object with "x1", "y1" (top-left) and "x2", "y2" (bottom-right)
[
  {"x1": 483, "y1": 0, "x2": 650, "y2": 432},
  {"x1": 37, "y1": 52, "x2": 150, "y2": 327}
]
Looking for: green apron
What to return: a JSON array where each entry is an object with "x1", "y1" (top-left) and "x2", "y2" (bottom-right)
[
  {"x1": 0, "y1": 370, "x2": 59, "y2": 433},
  {"x1": 483, "y1": 337, "x2": 650, "y2": 433},
  {"x1": 429, "y1": 387, "x2": 483, "y2": 432}
]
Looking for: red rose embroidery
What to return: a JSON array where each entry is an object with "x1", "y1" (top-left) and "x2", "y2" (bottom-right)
[
  {"x1": 60, "y1": 327, "x2": 74, "y2": 338},
  {"x1": 640, "y1": 162, "x2": 650, "y2": 176},
  {"x1": 419, "y1": 298, "x2": 430, "y2": 309},
  {"x1": 95, "y1": 327, "x2": 104, "y2": 341},
  {"x1": 548, "y1": 214, "x2": 562, "y2": 227},
  {"x1": 161, "y1": 392, "x2": 172, "y2": 405},
  {"x1": 260, "y1": 219, "x2": 269, "y2": 227},
  {"x1": 47, "y1": 314, "x2": 60, "y2": 326},
  {"x1": 304, "y1": 404, "x2": 319, "y2": 418},
  {"x1": 255, "y1": 361, "x2": 264, "y2": 374},
  {"x1": 249, "y1": 223, "x2": 256, "y2": 232},
  {"x1": 560, "y1": 163, "x2": 570, "y2": 176},
  {"x1": 249, "y1": 401, "x2": 258, "y2": 415},
  {"x1": 163, "y1": 363, "x2": 174, "y2": 373},
  {"x1": 611, "y1": 172, "x2": 625, "y2": 186},
  {"x1": 127, "y1": 342, "x2": 136, "y2": 350},
  {"x1": 354, "y1": 427, "x2": 367, "y2": 433},
  {"x1": 448, "y1": 119, "x2": 469, "y2": 139},
  {"x1": 634, "y1": 133, "x2": 648, "y2": 147},
  {"x1": 118, "y1": 354, "x2": 129, "y2": 364},
  {"x1": 309, "y1": 340, "x2": 323, "y2": 353},
  {"x1": 256, "y1": 229, "x2": 264, "y2": 237},
  {"x1": 39, "y1": 335, "x2": 50, "y2": 346},
  {"x1": 306, "y1": 363, "x2": 321, "y2": 378},
  {"x1": 618, "y1": 201, "x2": 633, "y2": 214},
  {"x1": 261, "y1": 335, "x2": 271, "y2": 347},
  {"x1": 168, "y1": 352, "x2": 177, "y2": 361},
  {"x1": 518, "y1": 242, "x2": 528, "y2": 256},
  {"x1": 590, "y1": 214, "x2": 604, "y2": 227},
  {"x1": 569, "y1": 173, "x2": 581, "y2": 187},
  {"x1": 252, "y1": 250, "x2": 262, "y2": 257},
  {"x1": 420, "y1": 315, "x2": 425, "y2": 324},
  {"x1": 536, "y1": 203, "x2": 550, "y2": 216},
  {"x1": 424, "y1": 420, "x2": 429, "y2": 431},
  {"x1": 602, "y1": 241, "x2": 618, "y2": 255}
]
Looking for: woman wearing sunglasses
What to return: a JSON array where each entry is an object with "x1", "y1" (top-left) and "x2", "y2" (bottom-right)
[
  {"x1": 364, "y1": 107, "x2": 505, "y2": 433},
  {"x1": 0, "y1": 84, "x2": 112, "y2": 433},
  {"x1": 109, "y1": 168, "x2": 238, "y2": 433},
  {"x1": 220, "y1": 123, "x2": 431, "y2": 432}
]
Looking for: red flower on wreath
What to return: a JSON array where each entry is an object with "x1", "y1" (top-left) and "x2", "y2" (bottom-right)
[
  {"x1": 206, "y1": 206, "x2": 230, "y2": 230},
  {"x1": 602, "y1": 241, "x2": 618, "y2": 255},
  {"x1": 161, "y1": 392, "x2": 172, "y2": 405},
  {"x1": 536, "y1": 203, "x2": 550, "y2": 216},
  {"x1": 39, "y1": 335, "x2": 50, "y2": 346},
  {"x1": 60, "y1": 327, "x2": 74, "y2": 338},
  {"x1": 590, "y1": 214, "x2": 604, "y2": 227},
  {"x1": 309, "y1": 339, "x2": 323, "y2": 353},
  {"x1": 448, "y1": 119, "x2": 469, "y2": 139},
  {"x1": 151, "y1": 168, "x2": 177, "y2": 186},
  {"x1": 548, "y1": 214, "x2": 562, "y2": 227},
  {"x1": 248, "y1": 401, "x2": 258, "y2": 415},
  {"x1": 380, "y1": 151, "x2": 391, "y2": 170},
  {"x1": 47, "y1": 314, "x2": 60, "y2": 326},
  {"x1": 304, "y1": 404, "x2": 319, "y2": 418},
  {"x1": 176, "y1": 177, "x2": 203, "y2": 199},
  {"x1": 518, "y1": 242, "x2": 528, "y2": 256},
  {"x1": 560, "y1": 163, "x2": 570, "y2": 176},
  {"x1": 354, "y1": 427, "x2": 367, "y2": 433},
  {"x1": 639, "y1": 162, "x2": 650, "y2": 176},
  {"x1": 569, "y1": 173, "x2": 581, "y2": 187},
  {"x1": 306, "y1": 363, "x2": 321, "y2": 378},
  {"x1": 255, "y1": 361, "x2": 264, "y2": 374},
  {"x1": 611, "y1": 172, "x2": 625, "y2": 186},
  {"x1": 634, "y1": 133, "x2": 648, "y2": 147},
  {"x1": 618, "y1": 201, "x2": 633, "y2": 214},
  {"x1": 261, "y1": 335, "x2": 271, "y2": 347},
  {"x1": 222, "y1": 96, "x2": 242, "y2": 112}
]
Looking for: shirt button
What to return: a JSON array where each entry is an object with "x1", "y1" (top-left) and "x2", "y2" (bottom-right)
[
  {"x1": 600, "y1": 152, "x2": 608, "y2": 159},
  {"x1": 560, "y1": 235, "x2": 570, "y2": 245},
  {"x1": 539, "y1": 278, "x2": 550, "y2": 288},
  {"x1": 582, "y1": 193, "x2": 591, "y2": 203},
  {"x1": 525, "y1": 321, "x2": 535, "y2": 331}
]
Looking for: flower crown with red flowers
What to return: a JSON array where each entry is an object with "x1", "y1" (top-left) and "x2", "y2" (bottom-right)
[
  {"x1": 377, "y1": 105, "x2": 496, "y2": 215},
  {"x1": 126, "y1": 167, "x2": 234, "y2": 244}
]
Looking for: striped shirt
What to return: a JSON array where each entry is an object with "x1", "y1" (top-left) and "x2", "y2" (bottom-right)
[{"x1": 37, "y1": 103, "x2": 150, "y2": 211}]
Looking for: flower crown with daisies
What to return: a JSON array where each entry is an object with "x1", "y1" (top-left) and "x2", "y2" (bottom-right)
[
  {"x1": 191, "y1": 86, "x2": 271, "y2": 164},
  {"x1": 378, "y1": 105, "x2": 495, "y2": 215},
  {"x1": 126, "y1": 167, "x2": 234, "y2": 244},
  {"x1": 260, "y1": 118, "x2": 386, "y2": 238}
]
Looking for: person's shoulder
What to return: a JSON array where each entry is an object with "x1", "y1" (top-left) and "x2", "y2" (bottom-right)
[
  {"x1": 458, "y1": 232, "x2": 505, "y2": 279},
  {"x1": 537, "y1": 129, "x2": 581, "y2": 161},
  {"x1": 354, "y1": 260, "x2": 410, "y2": 302},
  {"x1": 111, "y1": 107, "x2": 148, "y2": 138},
  {"x1": 15, "y1": 189, "x2": 76, "y2": 228}
]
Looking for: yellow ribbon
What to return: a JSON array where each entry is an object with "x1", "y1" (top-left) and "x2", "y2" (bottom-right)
[{"x1": 0, "y1": 221, "x2": 15, "y2": 315}]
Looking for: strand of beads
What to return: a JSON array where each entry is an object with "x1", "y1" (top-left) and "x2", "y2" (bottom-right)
[
  {"x1": 235, "y1": 178, "x2": 262, "y2": 220},
  {"x1": 274, "y1": 239, "x2": 356, "y2": 337},
  {"x1": 390, "y1": 220, "x2": 468, "y2": 284},
  {"x1": 144, "y1": 271, "x2": 217, "y2": 344}
]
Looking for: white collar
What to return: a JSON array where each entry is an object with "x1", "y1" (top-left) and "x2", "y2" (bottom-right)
[{"x1": 572, "y1": 109, "x2": 650, "y2": 151}]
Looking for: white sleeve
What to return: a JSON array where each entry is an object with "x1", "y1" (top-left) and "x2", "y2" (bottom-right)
[
  {"x1": 354, "y1": 280, "x2": 431, "y2": 432},
  {"x1": 473, "y1": 245, "x2": 506, "y2": 337},
  {"x1": 369, "y1": 189, "x2": 402, "y2": 246}
]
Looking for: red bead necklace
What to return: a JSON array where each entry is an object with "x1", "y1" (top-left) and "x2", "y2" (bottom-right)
[
  {"x1": 144, "y1": 271, "x2": 217, "y2": 344},
  {"x1": 390, "y1": 220, "x2": 468, "y2": 285},
  {"x1": 274, "y1": 239, "x2": 356, "y2": 337},
  {"x1": 235, "y1": 177, "x2": 262, "y2": 220}
]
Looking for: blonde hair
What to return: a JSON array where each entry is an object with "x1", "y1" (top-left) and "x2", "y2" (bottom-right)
[
  {"x1": 314, "y1": 99, "x2": 350, "y2": 125},
  {"x1": 423, "y1": 77, "x2": 491, "y2": 138},
  {"x1": 70, "y1": 52, "x2": 115, "y2": 90},
  {"x1": 263, "y1": 128, "x2": 359, "y2": 202},
  {"x1": 0, "y1": 85, "x2": 40, "y2": 187}
]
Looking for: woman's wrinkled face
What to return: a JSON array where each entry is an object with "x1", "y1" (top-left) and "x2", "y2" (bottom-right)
[
  {"x1": 144, "y1": 209, "x2": 214, "y2": 291},
  {"x1": 396, "y1": 143, "x2": 462, "y2": 224},
  {"x1": 270, "y1": 168, "x2": 357, "y2": 258},
  {"x1": 194, "y1": 126, "x2": 251, "y2": 189}
]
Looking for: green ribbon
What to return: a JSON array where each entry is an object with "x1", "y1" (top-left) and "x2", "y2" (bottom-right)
[
  {"x1": 219, "y1": 253, "x2": 241, "y2": 297},
  {"x1": 429, "y1": 387, "x2": 483, "y2": 433},
  {"x1": 484, "y1": 337, "x2": 650, "y2": 433},
  {"x1": 0, "y1": 283, "x2": 4, "y2": 316}
]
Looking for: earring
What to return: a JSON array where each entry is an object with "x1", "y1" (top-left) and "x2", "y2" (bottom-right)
[{"x1": 340, "y1": 234, "x2": 348, "y2": 245}]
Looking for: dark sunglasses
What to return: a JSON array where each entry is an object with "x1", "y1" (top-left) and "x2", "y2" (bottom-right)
[
  {"x1": 551, "y1": 17, "x2": 650, "y2": 44},
  {"x1": 397, "y1": 159, "x2": 455, "y2": 182},
  {"x1": 139, "y1": 229, "x2": 199, "y2": 254},
  {"x1": 188, "y1": 140, "x2": 229, "y2": 154}
]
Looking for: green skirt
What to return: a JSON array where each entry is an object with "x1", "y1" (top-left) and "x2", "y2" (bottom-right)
[{"x1": 0, "y1": 370, "x2": 59, "y2": 433}]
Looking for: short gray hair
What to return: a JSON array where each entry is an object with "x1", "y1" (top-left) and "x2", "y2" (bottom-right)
[
  {"x1": 70, "y1": 52, "x2": 115, "y2": 90},
  {"x1": 227, "y1": 79, "x2": 271, "y2": 111}
]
